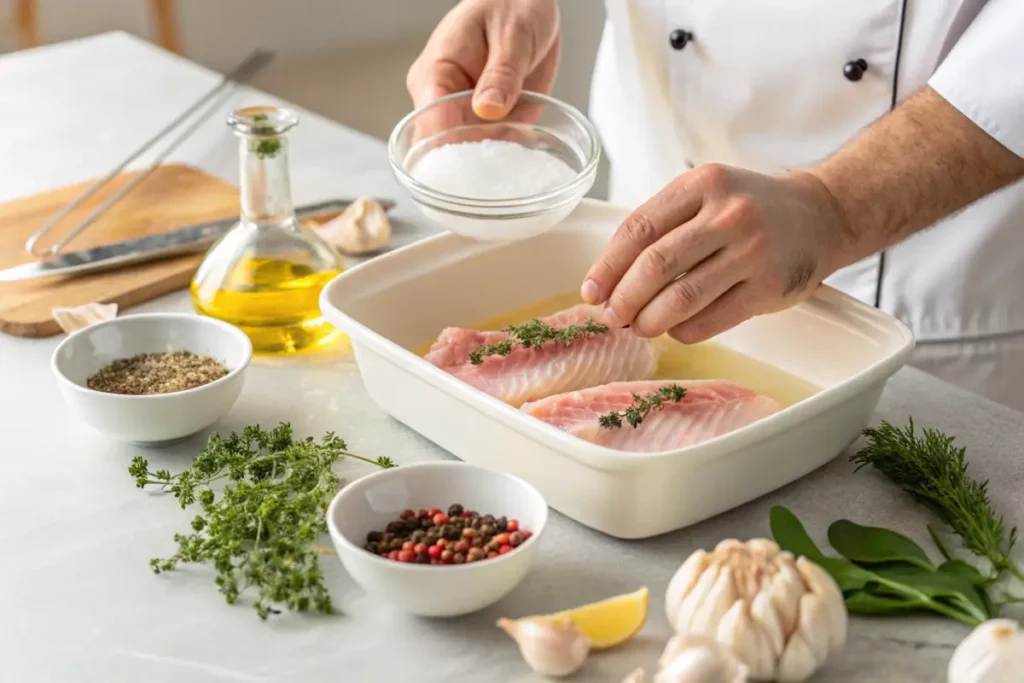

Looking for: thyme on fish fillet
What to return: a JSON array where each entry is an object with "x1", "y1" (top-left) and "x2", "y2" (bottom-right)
[
  {"x1": 468, "y1": 316, "x2": 609, "y2": 365},
  {"x1": 851, "y1": 418, "x2": 1024, "y2": 583},
  {"x1": 598, "y1": 385, "x2": 687, "y2": 429},
  {"x1": 128, "y1": 423, "x2": 395, "y2": 619}
]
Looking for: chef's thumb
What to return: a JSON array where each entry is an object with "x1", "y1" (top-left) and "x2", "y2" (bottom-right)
[{"x1": 472, "y1": 41, "x2": 532, "y2": 121}]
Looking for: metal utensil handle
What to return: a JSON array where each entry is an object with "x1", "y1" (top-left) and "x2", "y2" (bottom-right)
[{"x1": 24, "y1": 48, "x2": 276, "y2": 258}]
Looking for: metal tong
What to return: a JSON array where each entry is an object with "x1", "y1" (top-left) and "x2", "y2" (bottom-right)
[{"x1": 23, "y1": 48, "x2": 277, "y2": 259}]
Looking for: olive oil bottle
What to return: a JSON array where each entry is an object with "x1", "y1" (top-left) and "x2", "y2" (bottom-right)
[{"x1": 191, "y1": 106, "x2": 345, "y2": 354}]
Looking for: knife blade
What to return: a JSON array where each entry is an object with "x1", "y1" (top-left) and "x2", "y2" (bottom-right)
[{"x1": 0, "y1": 198, "x2": 394, "y2": 282}]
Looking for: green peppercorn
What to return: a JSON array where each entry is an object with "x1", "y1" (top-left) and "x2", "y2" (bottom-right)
[
  {"x1": 443, "y1": 525, "x2": 461, "y2": 541},
  {"x1": 470, "y1": 536, "x2": 485, "y2": 548},
  {"x1": 389, "y1": 539, "x2": 403, "y2": 551},
  {"x1": 467, "y1": 547, "x2": 486, "y2": 562},
  {"x1": 411, "y1": 530, "x2": 426, "y2": 542},
  {"x1": 479, "y1": 524, "x2": 493, "y2": 537}
]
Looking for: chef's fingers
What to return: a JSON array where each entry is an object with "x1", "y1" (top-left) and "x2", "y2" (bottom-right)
[
  {"x1": 602, "y1": 216, "x2": 730, "y2": 331},
  {"x1": 473, "y1": 21, "x2": 536, "y2": 120},
  {"x1": 667, "y1": 281, "x2": 761, "y2": 345},
  {"x1": 630, "y1": 246, "x2": 750, "y2": 338},
  {"x1": 581, "y1": 175, "x2": 706, "y2": 310}
]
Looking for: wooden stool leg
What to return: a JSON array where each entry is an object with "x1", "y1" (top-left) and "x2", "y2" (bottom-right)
[
  {"x1": 14, "y1": 0, "x2": 41, "y2": 49},
  {"x1": 148, "y1": 0, "x2": 183, "y2": 55}
]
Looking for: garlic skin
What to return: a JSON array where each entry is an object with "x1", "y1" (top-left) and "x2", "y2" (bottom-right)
[
  {"x1": 317, "y1": 197, "x2": 391, "y2": 255},
  {"x1": 948, "y1": 618, "x2": 1024, "y2": 683},
  {"x1": 665, "y1": 539, "x2": 847, "y2": 682},
  {"x1": 497, "y1": 616, "x2": 590, "y2": 678},
  {"x1": 52, "y1": 302, "x2": 117, "y2": 334}
]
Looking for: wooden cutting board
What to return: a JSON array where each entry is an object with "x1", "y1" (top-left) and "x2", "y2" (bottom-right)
[{"x1": 0, "y1": 164, "x2": 241, "y2": 338}]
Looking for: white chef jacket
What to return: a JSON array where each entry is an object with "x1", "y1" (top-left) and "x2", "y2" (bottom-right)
[{"x1": 590, "y1": 0, "x2": 1024, "y2": 412}]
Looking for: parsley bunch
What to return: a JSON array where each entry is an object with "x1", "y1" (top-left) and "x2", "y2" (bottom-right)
[
  {"x1": 129, "y1": 423, "x2": 395, "y2": 619},
  {"x1": 469, "y1": 317, "x2": 609, "y2": 365},
  {"x1": 598, "y1": 385, "x2": 687, "y2": 429}
]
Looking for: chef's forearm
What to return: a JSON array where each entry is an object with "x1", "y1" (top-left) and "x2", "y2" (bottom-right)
[{"x1": 810, "y1": 86, "x2": 1024, "y2": 268}]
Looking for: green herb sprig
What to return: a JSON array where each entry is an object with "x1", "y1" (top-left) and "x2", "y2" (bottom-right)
[
  {"x1": 598, "y1": 385, "x2": 687, "y2": 429},
  {"x1": 468, "y1": 317, "x2": 609, "y2": 365},
  {"x1": 249, "y1": 113, "x2": 281, "y2": 159},
  {"x1": 129, "y1": 423, "x2": 395, "y2": 619},
  {"x1": 851, "y1": 418, "x2": 1023, "y2": 583}
]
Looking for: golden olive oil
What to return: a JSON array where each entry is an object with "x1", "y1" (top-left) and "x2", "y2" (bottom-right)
[
  {"x1": 415, "y1": 292, "x2": 819, "y2": 407},
  {"x1": 191, "y1": 257, "x2": 343, "y2": 355}
]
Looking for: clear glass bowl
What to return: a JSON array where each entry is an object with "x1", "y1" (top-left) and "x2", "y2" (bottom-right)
[{"x1": 388, "y1": 90, "x2": 601, "y2": 241}]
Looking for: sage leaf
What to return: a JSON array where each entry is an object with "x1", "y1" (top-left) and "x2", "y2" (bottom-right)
[
  {"x1": 769, "y1": 506, "x2": 873, "y2": 592},
  {"x1": 938, "y1": 559, "x2": 993, "y2": 587},
  {"x1": 870, "y1": 564, "x2": 990, "y2": 623},
  {"x1": 828, "y1": 519, "x2": 935, "y2": 570},
  {"x1": 844, "y1": 590, "x2": 924, "y2": 615}
]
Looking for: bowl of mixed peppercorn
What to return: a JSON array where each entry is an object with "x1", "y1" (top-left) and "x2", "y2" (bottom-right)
[
  {"x1": 51, "y1": 313, "x2": 252, "y2": 445},
  {"x1": 327, "y1": 461, "x2": 548, "y2": 617}
]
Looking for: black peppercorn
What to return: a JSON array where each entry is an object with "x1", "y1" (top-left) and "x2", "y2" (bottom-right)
[
  {"x1": 495, "y1": 516, "x2": 508, "y2": 532},
  {"x1": 411, "y1": 530, "x2": 425, "y2": 542},
  {"x1": 470, "y1": 536, "x2": 485, "y2": 548},
  {"x1": 418, "y1": 517, "x2": 433, "y2": 530},
  {"x1": 367, "y1": 530, "x2": 383, "y2": 543},
  {"x1": 415, "y1": 553, "x2": 430, "y2": 564},
  {"x1": 386, "y1": 521, "x2": 405, "y2": 534},
  {"x1": 364, "y1": 542, "x2": 379, "y2": 554},
  {"x1": 482, "y1": 514, "x2": 495, "y2": 525},
  {"x1": 443, "y1": 525, "x2": 460, "y2": 541},
  {"x1": 447, "y1": 503, "x2": 464, "y2": 517},
  {"x1": 479, "y1": 524, "x2": 494, "y2": 537},
  {"x1": 453, "y1": 552, "x2": 466, "y2": 564}
]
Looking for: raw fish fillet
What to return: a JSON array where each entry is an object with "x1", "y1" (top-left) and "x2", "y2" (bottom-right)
[
  {"x1": 522, "y1": 379, "x2": 782, "y2": 452},
  {"x1": 424, "y1": 304, "x2": 659, "y2": 406}
]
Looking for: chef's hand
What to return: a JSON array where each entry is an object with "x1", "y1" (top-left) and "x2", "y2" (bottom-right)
[
  {"x1": 407, "y1": 0, "x2": 559, "y2": 121},
  {"x1": 580, "y1": 165, "x2": 854, "y2": 344}
]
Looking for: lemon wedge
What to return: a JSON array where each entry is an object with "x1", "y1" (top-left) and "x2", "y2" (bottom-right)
[{"x1": 543, "y1": 586, "x2": 649, "y2": 650}]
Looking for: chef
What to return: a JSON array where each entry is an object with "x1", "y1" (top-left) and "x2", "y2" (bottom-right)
[{"x1": 407, "y1": 0, "x2": 1024, "y2": 411}]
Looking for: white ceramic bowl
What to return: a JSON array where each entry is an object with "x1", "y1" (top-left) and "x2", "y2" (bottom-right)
[
  {"x1": 326, "y1": 461, "x2": 549, "y2": 617},
  {"x1": 51, "y1": 313, "x2": 252, "y2": 445},
  {"x1": 388, "y1": 90, "x2": 600, "y2": 241}
]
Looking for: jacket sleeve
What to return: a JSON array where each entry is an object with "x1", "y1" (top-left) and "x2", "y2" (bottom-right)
[{"x1": 928, "y1": 0, "x2": 1024, "y2": 158}]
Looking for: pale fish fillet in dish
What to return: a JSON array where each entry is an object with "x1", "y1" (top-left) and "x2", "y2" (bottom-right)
[
  {"x1": 522, "y1": 379, "x2": 782, "y2": 452},
  {"x1": 424, "y1": 304, "x2": 659, "y2": 406}
]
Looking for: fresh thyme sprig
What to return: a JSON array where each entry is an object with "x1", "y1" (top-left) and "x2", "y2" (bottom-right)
[
  {"x1": 851, "y1": 418, "x2": 1024, "y2": 583},
  {"x1": 250, "y1": 112, "x2": 281, "y2": 159},
  {"x1": 128, "y1": 423, "x2": 395, "y2": 619},
  {"x1": 598, "y1": 385, "x2": 687, "y2": 429},
  {"x1": 468, "y1": 317, "x2": 609, "y2": 365}
]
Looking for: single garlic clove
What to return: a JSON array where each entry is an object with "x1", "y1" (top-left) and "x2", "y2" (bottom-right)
[
  {"x1": 768, "y1": 562, "x2": 803, "y2": 638},
  {"x1": 948, "y1": 618, "x2": 1024, "y2": 683},
  {"x1": 666, "y1": 549, "x2": 708, "y2": 626},
  {"x1": 621, "y1": 667, "x2": 647, "y2": 683},
  {"x1": 52, "y1": 302, "x2": 117, "y2": 334},
  {"x1": 745, "y1": 539, "x2": 781, "y2": 560},
  {"x1": 656, "y1": 634, "x2": 749, "y2": 683},
  {"x1": 317, "y1": 197, "x2": 391, "y2": 256},
  {"x1": 497, "y1": 616, "x2": 590, "y2": 678},
  {"x1": 716, "y1": 599, "x2": 776, "y2": 680},
  {"x1": 749, "y1": 589, "x2": 785, "y2": 658},
  {"x1": 674, "y1": 561, "x2": 722, "y2": 635},
  {"x1": 691, "y1": 565, "x2": 737, "y2": 635},
  {"x1": 795, "y1": 557, "x2": 847, "y2": 653},
  {"x1": 793, "y1": 593, "x2": 830, "y2": 666},
  {"x1": 776, "y1": 631, "x2": 820, "y2": 683}
]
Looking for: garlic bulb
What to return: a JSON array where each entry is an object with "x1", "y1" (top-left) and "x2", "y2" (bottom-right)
[
  {"x1": 948, "y1": 618, "x2": 1024, "y2": 683},
  {"x1": 316, "y1": 197, "x2": 391, "y2": 255},
  {"x1": 51, "y1": 302, "x2": 117, "y2": 334},
  {"x1": 497, "y1": 616, "x2": 590, "y2": 678},
  {"x1": 665, "y1": 539, "x2": 847, "y2": 682},
  {"x1": 621, "y1": 668, "x2": 646, "y2": 683}
]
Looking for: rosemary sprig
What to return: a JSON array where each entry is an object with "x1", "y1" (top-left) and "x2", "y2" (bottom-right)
[
  {"x1": 851, "y1": 418, "x2": 1024, "y2": 583},
  {"x1": 468, "y1": 316, "x2": 609, "y2": 365},
  {"x1": 128, "y1": 423, "x2": 395, "y2": 619},
  {"x1": 598, "y1": 384, "x2": 687, "y2": 429}
]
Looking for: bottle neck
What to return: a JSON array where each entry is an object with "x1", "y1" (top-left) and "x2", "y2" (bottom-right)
[{"x1": 239, "y1": 134, "x2": 294, "y2": 223}]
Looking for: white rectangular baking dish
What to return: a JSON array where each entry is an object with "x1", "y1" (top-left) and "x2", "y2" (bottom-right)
[{"x1": 320, "y1": 199, "x2": 915, "y2": 539}]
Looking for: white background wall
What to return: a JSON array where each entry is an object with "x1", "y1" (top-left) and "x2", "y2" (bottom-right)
[{"x1": 7, "y1": 1, "x2": 608, "y2": 195}]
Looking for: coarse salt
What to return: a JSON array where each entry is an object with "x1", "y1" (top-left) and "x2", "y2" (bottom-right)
[{"x1": 409, "y1": 139, "x2": 577, "y2": 200}]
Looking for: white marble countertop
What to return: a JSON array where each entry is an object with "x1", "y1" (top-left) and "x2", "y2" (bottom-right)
[{"x1": 2, "y1": 31, "x2": 1023, "y2": 683}]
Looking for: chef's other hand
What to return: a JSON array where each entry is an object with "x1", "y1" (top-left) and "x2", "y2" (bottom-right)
[
  {"x1": 407, "y1": 0, "x2": 560, "y2": 121},
  {"x1": 580, "y1": 165, "x2": 854, "y2": 344}
]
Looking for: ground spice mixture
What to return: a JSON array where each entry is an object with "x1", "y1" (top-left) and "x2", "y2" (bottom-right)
[{"x1": 86, "y1": 350, "x2": 229, "y2": 395}]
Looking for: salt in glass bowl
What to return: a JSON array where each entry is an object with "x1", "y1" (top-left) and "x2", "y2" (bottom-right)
[{"x1": 388, "y1": 90, "x2": 601, "y2": 241}]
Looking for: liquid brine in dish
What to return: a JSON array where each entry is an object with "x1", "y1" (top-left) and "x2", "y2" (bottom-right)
[{"x1": 415, "y1": 292, "x2": 820, "y2": 409}]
